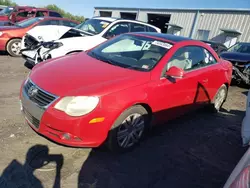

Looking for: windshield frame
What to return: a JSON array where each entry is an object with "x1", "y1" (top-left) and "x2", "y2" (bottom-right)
[
  {"x1": 16, "y1": 17, "x2": 43, "y2": 28},
  {"x1": 227, "y1": 43, "x2": 250, "y2": 54},
  {"x1": 74, "y1": 18, "x2": 112, "y2": 35},
  {"x1": 87, "y1": 34, "x2": 173, "y2": 72}
]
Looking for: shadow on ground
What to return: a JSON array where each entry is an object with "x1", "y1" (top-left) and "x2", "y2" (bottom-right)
[
  {"x1": 0, "y1": 145, "x2": 63, "y2": 188},
  {"x1": 78, "y1": 108, "x2": 246, "y2": 188}
]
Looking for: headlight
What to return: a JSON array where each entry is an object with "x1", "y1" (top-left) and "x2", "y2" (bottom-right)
[
  {"x1": 54, "y1": 96, "x2": 99, "y2": 117},
  {"x1": 0, "y1": 32, "x2": 3, "y2": 37},
  {"x1": 42, "y1": 42, "x2": 63, "y2": 49}
]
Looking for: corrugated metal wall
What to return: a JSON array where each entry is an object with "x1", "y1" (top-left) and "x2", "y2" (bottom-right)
[
  {"x1": 195, "y1": 12, "x2": 250, "y2": 42},
  {"x1": 94, "y1": 8, "x2": 250, "y2": 42}
]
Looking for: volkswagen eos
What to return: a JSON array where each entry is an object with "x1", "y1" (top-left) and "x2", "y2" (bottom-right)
[{"x1": 20, "y1": 32, "x2": 232, "y2": 152}]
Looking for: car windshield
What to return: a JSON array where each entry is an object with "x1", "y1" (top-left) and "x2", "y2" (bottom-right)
[
  {"x1": 228, "y1": 43, "x2": 250, "y2": 54},
  {"x1": 0, "y1": 7, "x2": 14, "y2": 16},
  {"x1": 74, "y1": 18, "x2": 111, "y2": 35},
  {"x1": 88, "y1": 34, "x2": 172, "y2": 71},
  {"x1": 16, "y1": 17, "x2": 43, "y2": 28}
]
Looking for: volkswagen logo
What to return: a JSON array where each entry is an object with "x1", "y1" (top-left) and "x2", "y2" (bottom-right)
[{"x1": 28, "y1": 86, "x2": 38, "y2": 98}]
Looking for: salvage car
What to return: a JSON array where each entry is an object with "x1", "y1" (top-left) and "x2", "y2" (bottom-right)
[
  {"x1": 201, "y1": 40, "x2": 228, "y2": 55},
  {"x1": 0, "y1": 6, "x2": 62, "y2": 24},
  {"x1": 20, "y1": 17, "x2": 161, "y2": 69},
  {"x1": 19, "y1": 32, "x2": 232, "y2": 152},
  {"x1": 0, "y1": 17, "x2": 79, "y2": 57},
  {"x1": 224, "y1": 90, "x2": 250, "y2": 188},
  {"x1": 220, "y1": 42, "x2": 250, "y2": 85}
]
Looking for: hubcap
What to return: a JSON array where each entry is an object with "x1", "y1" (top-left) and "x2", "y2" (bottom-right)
[
  {"x1": 11, "y1": 42, "x2": 21, "y2": 55},
  {"x1": 215, "y1": 89, "x2": 226, "y2": 110},
  {"x1": 117, "y1": 113, "x2": 145, "y2": 148}
]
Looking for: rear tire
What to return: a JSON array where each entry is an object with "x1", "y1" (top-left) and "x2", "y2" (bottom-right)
[
  {"x1": 107, "y1": 105, "x2": 150, "y2": 153},
  {"x1": 6, "y1": 38, "x2": 22, "y2": 57},
  {"x1": 210, "y1": 84, "x2": 228, "y2": 113}
]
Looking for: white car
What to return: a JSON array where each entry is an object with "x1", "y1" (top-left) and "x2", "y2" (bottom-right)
[
  {"x1": 223, "y1": 90, "x2": 250, "y2": 188},
  {"x1": 21, "y1": 17, "x2": 161, "y2": 69}
]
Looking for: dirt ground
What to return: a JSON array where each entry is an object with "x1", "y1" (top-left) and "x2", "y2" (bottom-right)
[{"x1": 0, "y1": 56, "x2": 248, "y2": 188}]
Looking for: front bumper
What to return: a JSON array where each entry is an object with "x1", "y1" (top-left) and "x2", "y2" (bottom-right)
[{"x1": 20, "y1": 79, "x2": 115, "y2": 148}]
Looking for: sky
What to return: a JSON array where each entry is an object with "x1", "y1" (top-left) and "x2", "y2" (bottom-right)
[{"x1": 14, "y1": 0, "x2": 250, "y2": 18}]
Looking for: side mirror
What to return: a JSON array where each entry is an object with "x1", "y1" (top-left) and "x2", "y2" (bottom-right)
[{"x1": 165, "y1": 66, "x2": 184, "y2": 79}]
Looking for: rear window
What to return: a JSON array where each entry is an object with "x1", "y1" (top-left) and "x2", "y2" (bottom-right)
[{"x1": 49, "y1": 11, "x2": 62, "y2": 17}]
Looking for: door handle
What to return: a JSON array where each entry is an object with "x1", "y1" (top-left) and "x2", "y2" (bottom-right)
[{"x1": 202, "y1": 79, "x2": 208, "y2": 83}]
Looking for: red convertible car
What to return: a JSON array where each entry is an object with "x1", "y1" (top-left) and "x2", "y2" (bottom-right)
[{"x1": 19, "y1": 32, "x2": 232, "y2": 152}]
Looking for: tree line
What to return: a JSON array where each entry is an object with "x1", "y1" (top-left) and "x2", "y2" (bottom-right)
[{"x1": 0, "y1": 0, "x2": 85, "y2": 22}]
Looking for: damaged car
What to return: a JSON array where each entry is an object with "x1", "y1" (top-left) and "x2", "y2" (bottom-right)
[
  {"x1": 220, "y1": 42, "x2": 250, "y2": 86},
  {"x1": 224, "y1": 90, "x2": 250, "y2": 188},
  {"x1": 20, "y1": 17, "x2": 161, "y2": 69}
]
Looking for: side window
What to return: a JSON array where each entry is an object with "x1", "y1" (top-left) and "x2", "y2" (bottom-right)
[
  {"x1": 147, "y1": 26, "x2": 157, "y2": 32},
  {"x1": 49, "y1": 11, "x2": 62, "y2": 18},
  {"x1": 166, "y1": 46, "x2": 217, "y2": 72},
  {"x1": 38, "y1": 20, "x2": 60, "y2": 26},
  {"x1": 104, "y1": 22, "x2": 129, "y2": 39},
  {"x1": 61, "y1": 20, "x2": 78, "y2": 27},
  {"x1": 17, "y1": 11, "x2": 29, "y2": 18},
  {"x1": 130, "y1": 23, "x2": 146, "y2": 32},
  {"x1": 35, "y1": 11, "x2": 45, "y2": 17}
]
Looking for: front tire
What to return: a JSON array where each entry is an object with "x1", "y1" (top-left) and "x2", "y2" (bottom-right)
[
  {"x1": 107, "y1": 105, "x2": 150, "y2": 152},
  {"x1": 6, "y1": 38, "x2": 22, "y2": 57}
]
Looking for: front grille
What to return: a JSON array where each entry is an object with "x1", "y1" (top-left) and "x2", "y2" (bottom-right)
[
  {"x1": 23, "y1": 108, "x2": 40, "y2": 128},
  {"x1": 24, "y1": 34, "x2": 39, "y2": 49},
  {"x1": 24, "y1": 79, "x2": 56, "y2": 107}
]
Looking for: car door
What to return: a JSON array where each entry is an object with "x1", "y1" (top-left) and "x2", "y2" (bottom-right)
[
  {"x1": 102, "y1": 22, "x2": 130, "y2": 40},
  {"x1": 199, "y1": 47, "x2": 226, "y2": 99},
  {"x1": 152, "y1": 46, "x2": 211, "y2": 123}
]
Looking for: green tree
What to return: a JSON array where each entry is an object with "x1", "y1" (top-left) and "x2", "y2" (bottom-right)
[
  {"x1": 0, "y1": 0, "x2": 17, "y2": 6},
  {"x1": 45, "y1": 4, "x2": 84, "y2": 23}
]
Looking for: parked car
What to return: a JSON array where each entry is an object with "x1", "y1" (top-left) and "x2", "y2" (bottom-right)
[
  {"x1": 0, "y1": 6, "x2": 62, "y2": 24},
  {"x1": 19, "y1": 32, "x2": 232, "y2": 152},
  {"x1": 20, "y1": 17, "x2": 161, "y2": 69},
  {"x1": 224, "y1": 89, "x2": 250, "y2": 188},
  {"x1": 0, "y1": 17, "x2": 79, "y2": 57},
  {"x1": 201, "y1": 40, "x2": 228, "y2": 54},
  {"x1": 220, "y1": 42, "x2": 250, "y2": 85}
]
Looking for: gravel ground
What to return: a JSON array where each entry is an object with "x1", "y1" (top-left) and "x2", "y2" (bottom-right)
[{"x1": 0, "y1": 56, "x2": 248, "y2": 188}]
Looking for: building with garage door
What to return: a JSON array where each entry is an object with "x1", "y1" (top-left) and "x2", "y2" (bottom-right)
[{"x1": 93, "y1": 7, "x2": 250, "y2": 48}]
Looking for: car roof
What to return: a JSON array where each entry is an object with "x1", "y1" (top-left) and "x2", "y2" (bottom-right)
[
  {"x1": 130, "y1": 32, "x2": 193, "y2": 43},
  {"x1": 92, "y1": 17, "x2": 117, "y2": 22}
]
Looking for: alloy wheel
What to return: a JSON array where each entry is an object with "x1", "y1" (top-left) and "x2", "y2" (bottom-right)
[{"x1": 117, "y1": 113, "x2": 145, "y2": 148}]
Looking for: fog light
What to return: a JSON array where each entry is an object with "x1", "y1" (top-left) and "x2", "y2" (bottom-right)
[{"x1": 61, "y1": 133, "x2": 71, "y2": 140}]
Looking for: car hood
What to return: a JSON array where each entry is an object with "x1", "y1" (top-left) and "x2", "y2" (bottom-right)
[
  {"x1": 53, "y1": 35, "x2": 106, "y2": 52},
  {"x1": 220, "y1": 51, "x2": 250, "y2": 62},
  {"x1": 30, "y1": 52, "x2": 150, "y2": 97},
  {"x1": 26, "y1": 25, "x2": 72, "y2": 42},
  {"x1": 26, "y1": 25, "x2": 94, "y2": 42}
]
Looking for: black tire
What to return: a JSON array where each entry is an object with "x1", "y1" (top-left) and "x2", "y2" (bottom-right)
[
  {"x1": 106, "y1": 105, "x2": 150, "y2": 153},
  {"x1": 6, "y1": 38, "x2": 22, "y2": 57},
  {"x1": 210, "y1": 84, "x2": 228, "y2": 113}
]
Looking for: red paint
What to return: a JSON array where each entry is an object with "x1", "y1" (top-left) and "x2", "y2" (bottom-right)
[
  {"x1": 24, "y1": 33, "x2": 232, "y2": 147},
  {"x1": 0, "y1": 17, "x2": 79, "y2": 51},
  {"x1": 0, "y1": 6, "x2": 62, "y2": 23}
]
